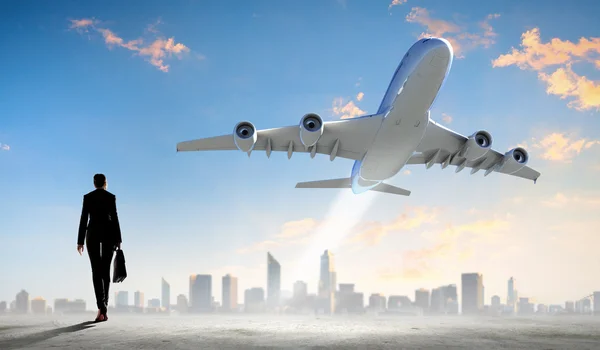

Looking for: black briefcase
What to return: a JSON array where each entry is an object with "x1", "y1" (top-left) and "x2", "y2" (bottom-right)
[{"x1": 112, "y1": 248, "x2": 127, "y2": 283}]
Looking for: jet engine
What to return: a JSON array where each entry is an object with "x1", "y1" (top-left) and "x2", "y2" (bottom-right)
[
  {"x1": 499, "y1": 147, "x2": 529, "y2": 174},
  {"x1": 233, "y1": 121, "x2": 257, "y2": 152},
  {"x1": 460, "y1": 130, "x2": 493, "y2": 161},
  {"x1": 299, "y1": 113, "x2": 324, "y2": 147}
]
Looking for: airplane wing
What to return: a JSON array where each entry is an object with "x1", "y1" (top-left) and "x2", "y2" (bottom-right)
[
  {"x1": 409, "y1": 119, "x2": 541, "y2": 182},
  {"x1": 177, "y1": 115, "x2": 384, "y2": 161}
]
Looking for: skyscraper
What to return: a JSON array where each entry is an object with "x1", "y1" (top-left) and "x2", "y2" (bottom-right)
[
  {"x1": 318, "y1": 250, "x2": 337, "y2": 314},
  {"x1": 222, "y1": 274, "x2": 238, "y2": 312},
  {"x1": 31, "y1": 297, "x2": 46, "y2": 314},
  {"x1": 415, "y1": 288, "x2": 430, "y2": 311},
  {"x1": 177, "y1": 294, "x2": 188, "y2": 313},
  {"x1": 244, "y1": 287, "x2": 265, "y2": 313},
  {"x1": 594, "y1": 291, "x2": 600, "y2": 315},
  {"x1": 293, "y1": 281, "x2": 308, "y2": 300},
  {"x1": 134, "y1": 291, "x2": 145, "y2": 308},
  {"x1": 16, "y1": 290, "x2": 29, "y2": 314},
  {"x1": 507, "y1": 277, "x2": 517, "y2": 306},
  {"x1": 461, "y1": 273, "x2": 483, "y2": 315},
  {"x1": 267, "y1": 252, "x2": 281, "y2": 308},
  {"x1": 189, "y1": 274, "x2": 212, "y2": 312},
  {"x1": 162, "y1": 278, "x2": 170, "y2": 311},
  {"x1": 116, "y1": 291, "x2": 129, "y2": 307},
  {"x1": 319, "y1": 250, "x2": 336, "y2": 297}
]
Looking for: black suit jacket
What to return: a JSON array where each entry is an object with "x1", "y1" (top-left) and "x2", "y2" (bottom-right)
[{"x1": 77, "y1": 188, "x2": 122, "y2": 246}]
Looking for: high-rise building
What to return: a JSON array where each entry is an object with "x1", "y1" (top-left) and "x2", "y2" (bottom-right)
[
  {"x1": 368, "y1": 294, "x2": 386, "y2": 311},
  {"x1": 222, "y1": 274, "x2": 238, "y2": 312},
  {"x1": 16, "y1": 290, "x2": 29, "y2": 313},
  {"x1": 336, "y1": 283, "x2": 364, "y2": 313},
  {"x1": 134, "y1": 291, "x2": 145, "y2": 308},
  {"x1": 116, "y1": 291, "x2": 129, "y2": 307},
  {"x1": 244, "y1": 287, "x2": 265, "y2": 313},
  {"x1": 31, "y1": 297, "x2": 46, "y2": 314},
  {"x1": 507, "y1": 277, "x2": 518, "y2": 308},
  {"x1": 148, "y1": 298, "x2": 161, "y2": 308},
  {"x1": 162, "y1": 278, "x2": 170, "y2": 311},
  {"x1": 317, "y1": 250, "x2": 336, "y2": 314},
  {"x1": 189, "y1": 274, "x2": 212, "y2": 312},
  {"x1": 415, "y1": 288, "x2": 430, "y2": 311},
  {"x1": 461, "y1": 273, "x2": 483, "y2": 315},
  {"x1": 294, "y1": 281, "x2": 308, "y2": 300},
  {"x1": 593, "y1": 292, "x2": 600, "y2": 315},
  {"x1": 491, "y1": 295, "x2": 501, "y2": 307},
  {"x1": 267, "y1": 252, "x2": 281, "y2": 308},
  {"x1": 319, "y1": 250, "x2": 336, "y2": 297},
  {"x1": 176, "y1": 294, "x2": 188, "y2": 313},
  {"x1": 0, "y1": 301, "x2": 6, "y2": 313}
]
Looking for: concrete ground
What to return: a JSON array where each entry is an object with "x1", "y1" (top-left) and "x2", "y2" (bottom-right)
[{"x1": 1, "y1": 314, "x2": 599, "y2": 349}]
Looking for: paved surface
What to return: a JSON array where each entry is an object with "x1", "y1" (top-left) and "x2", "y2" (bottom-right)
[{"x1": 1, "y1": 314, "x2": 599, "y2": 349}]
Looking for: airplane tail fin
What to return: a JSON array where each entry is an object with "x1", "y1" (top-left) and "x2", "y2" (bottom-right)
[{"x1": 295, "y1": 178, "x2": 411, "y2": 196}]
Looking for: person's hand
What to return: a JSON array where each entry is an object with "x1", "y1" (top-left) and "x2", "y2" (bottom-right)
[{"x1": 77, "y1": 245, "x2": 84, "y2": 255}]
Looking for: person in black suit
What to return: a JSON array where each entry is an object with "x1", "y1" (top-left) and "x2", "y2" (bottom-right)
[{"x1": 77, "y1": 173, "x2": 122, "y2": 322}]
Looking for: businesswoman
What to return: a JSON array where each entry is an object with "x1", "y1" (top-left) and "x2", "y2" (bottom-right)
[{"x1": 77, "y1": 174, "x2": 122, "y2": 322}]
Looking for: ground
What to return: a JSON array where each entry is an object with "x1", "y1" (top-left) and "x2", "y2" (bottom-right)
[{"x1": 1, "y1": 314, "x2": 599, "y2": 349}]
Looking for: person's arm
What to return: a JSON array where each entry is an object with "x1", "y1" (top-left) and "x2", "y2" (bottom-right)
[
  {"x1": 77, "y1": 195, "x2": 88, "y2": 246},
  {"x1": 111, "y1": 195, "x2": 122, "y2": 246}
]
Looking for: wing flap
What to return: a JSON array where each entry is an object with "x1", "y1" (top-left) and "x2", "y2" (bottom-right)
[
  {"x1": 412, "y1": 119, "x2": 541, "y2": 182},
  {"x1": 177, "y1": 115, "x2": 383, "y2": 161}
]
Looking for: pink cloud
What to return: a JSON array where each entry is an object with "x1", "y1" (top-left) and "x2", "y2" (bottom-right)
[{"x1": 69, "y1": 18, "x2": 195, "y2": 72}]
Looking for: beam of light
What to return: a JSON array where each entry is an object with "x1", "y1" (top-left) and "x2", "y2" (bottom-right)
[{"x1": 291, "y1": 189, "x2": 378, "y2": 283}]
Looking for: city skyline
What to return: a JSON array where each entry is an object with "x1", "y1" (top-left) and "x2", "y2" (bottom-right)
[
  {"x1": 2, "y1": 252, "x2": 596, "y2": 313},
  {"x1": 2, "y1": 0, "x2": 600, "y2": 309}
]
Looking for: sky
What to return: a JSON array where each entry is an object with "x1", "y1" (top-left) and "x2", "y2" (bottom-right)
[{"x1": 1, "y1": 0, "x2": 600, "y2": 310}]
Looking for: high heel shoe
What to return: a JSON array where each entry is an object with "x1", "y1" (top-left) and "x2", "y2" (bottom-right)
[{"x1": 94, "y1": 312, "x2": 105, "y2": 323}]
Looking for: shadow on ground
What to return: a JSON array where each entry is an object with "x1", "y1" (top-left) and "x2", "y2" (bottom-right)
[{"x1": 0, "y1": 321, "x2": 95, "y2": 350}]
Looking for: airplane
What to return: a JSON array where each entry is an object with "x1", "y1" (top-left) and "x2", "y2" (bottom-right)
[{"x1": 176, "y1": 37, "x2": 540, "y2": 196}]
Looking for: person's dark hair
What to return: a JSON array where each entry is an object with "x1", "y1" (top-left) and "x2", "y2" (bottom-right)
[{"x1": 93, "y1": 174, "x2": 106, "y2": 188}]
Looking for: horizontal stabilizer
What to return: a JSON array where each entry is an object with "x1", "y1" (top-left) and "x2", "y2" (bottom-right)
[
  {"x1": 371, "y1": 183, "x2": 411, "y2": 196},
  {"x1": 295, "y1": 178, "x2": 411, "y2": 196},
  {"x1": 295, "y1": 178, "x2": 351, "y2": 189}
]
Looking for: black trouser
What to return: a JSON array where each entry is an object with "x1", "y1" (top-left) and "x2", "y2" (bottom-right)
[{"x1": 87, "y1": 239, "x2": 114, "y2": 312}]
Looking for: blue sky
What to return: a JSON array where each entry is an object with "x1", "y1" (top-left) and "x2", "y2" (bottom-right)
[{"x1": 1, "y1": 0, "x2": 600, "y2": 310}]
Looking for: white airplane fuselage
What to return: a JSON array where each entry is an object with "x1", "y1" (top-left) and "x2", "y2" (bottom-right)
[{"x1": 350, "y1": 37, "x2": 453, "y2": 194}]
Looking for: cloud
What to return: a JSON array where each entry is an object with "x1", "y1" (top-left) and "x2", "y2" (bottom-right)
[
  {"x1": 388, "y1": 0, "x2": 408, "y2": 10},
  {"x1": 355, "y1": 77, "x2": 362, "y2": 87},
  {"x1": 378, "y1": 218, "x2": 510, "y2": 281},
  {"x1": 0, "y1": 143, "x2": 9, "y2": 151},
  {"x1": 68, "y1": 18, "x2": 98, "y2": 32},
  {"x1": 356, "y1": 92, "x2": 364, "y2": 101},
  {"x1": 274, "y1": 218, "x2": 318, "y2": 239},
  {"x1": 349, "y1": 207, "x2": 439, "y2": 246},
  {"x1": 69, "y1": 18, "x2": 194, "y2": 72},
  {"x1": 537, "y1": 65, "x2": 600, "y2": 111},
  {"x1": 403, "y1": 169, "x2": 411, "y2": 175},
  {"x1": 236, "y1": 218, "x2": 318, "y2": 254},
  {"x1": 332, "y1": 97, "x2": 366, "y2": 119},
  {"x1": 492, "y1": 28, "x2": 600, "y2": 111},
  {"x1": 541, "y1": 192, "x2": 600, "y2": 208},
  {"x1": 441, "y1": 113, "x2": 453, "y2": 124},
  {"x1": 519, "y1": 132, "x2": 600, "y2": 162},
  {"x1": 405, "y1": 7, "x2": 500, "y2": 58}
]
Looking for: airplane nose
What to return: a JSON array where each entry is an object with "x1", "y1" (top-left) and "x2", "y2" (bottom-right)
[{"x1": 430, "y1": 38, "x2": 452, "y2": 59}]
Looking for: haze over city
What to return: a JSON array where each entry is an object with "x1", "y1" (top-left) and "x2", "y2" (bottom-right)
[{"x1": 2, "y1": 0, "x2": 600, "y2": 315}]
